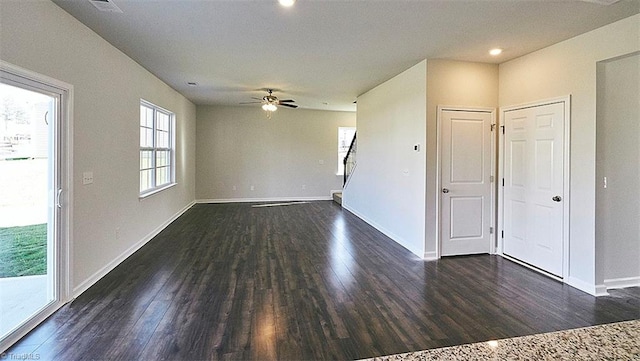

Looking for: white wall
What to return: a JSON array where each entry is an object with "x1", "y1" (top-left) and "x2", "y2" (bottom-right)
[
  {"x1": 0, "y1": 0, "x2": 197, "y2": 294},
  {"x1": 343, "y1": 60, "x2": 427, "y2": 258},
  {"x1": 425, "y1": 59, "x2": 499, "y2": 256},
  {"x1": 499, "y1": 14, "x2": 640, "y2": 294},
  {"x1": 196, "y1": 105, "x2": 355, "y2": 201},
  {"x1": 596, "y1": 52, "x2": 640, "y2": 287}
]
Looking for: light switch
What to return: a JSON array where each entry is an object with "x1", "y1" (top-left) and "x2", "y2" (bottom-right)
[{"x1": 82, "y1": 171, "x2": 94, "y2": 185}]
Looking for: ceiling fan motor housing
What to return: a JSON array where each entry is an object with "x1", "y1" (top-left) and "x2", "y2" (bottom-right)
[{"x1": 264, "y1": 95, "x2": 278, "y2": 103}]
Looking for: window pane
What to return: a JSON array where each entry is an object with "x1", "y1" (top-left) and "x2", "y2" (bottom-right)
[
  {"x1": 146, "y1": 128, "x2": 154, "y2": 147},
  {"x1": 140, "y1": 105, "x2": 153, "y2": 128},
  {"x1": 156, "y1": 166, "x2": 169, "y2": 186},
  {"x1": 140, "y1": 150, "x2": 153, "y2": 170},
  {"x1": 157, "y1": 112, "x2": 170, "y2": 131},
  {"x1": 156, "y1": 150, "x2": 169, "y2": 167},
  {"x1": 140, "y1": 127, "x2": 153, "y2": 147},
  {"x1": 156, "y1": 129, "x2": 169, "y2": 148},
  {"x1": 338, "y1": 127, "x2": 356, "y2": 152},
  {"x1": 140, "y1": 169, "x2": 153, "y2": 192},
  {"x1": 140, "y1": 106, "x2": 146, "y2": 127}
]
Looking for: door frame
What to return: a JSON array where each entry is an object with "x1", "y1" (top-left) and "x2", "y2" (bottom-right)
[
  {"x1": 497, "y1": 95, "x2": 571, "y2": 281},
  {"x1": 436, "y1": 106, "x2": 497, "y2": 258},
  {"x1": 0, "y1": 61, "x2": 74, "y2": 352}
]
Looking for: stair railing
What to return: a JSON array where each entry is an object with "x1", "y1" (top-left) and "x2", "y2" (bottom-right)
[{"x1": 343, "y1": 132, "x2": 357, "y2": 186}]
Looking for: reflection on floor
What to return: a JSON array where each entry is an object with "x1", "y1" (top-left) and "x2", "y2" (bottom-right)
[
  {"x1": 5, "y1": 203, "x2": 640, "y2": 360},
  {"x1": 360, "y1": 320, "x2": 640, "y2": 360}
]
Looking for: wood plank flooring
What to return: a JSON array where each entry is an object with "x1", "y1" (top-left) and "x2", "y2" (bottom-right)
[{"x1": 7, "y1": 201, "x2": 640, "y2": 360}]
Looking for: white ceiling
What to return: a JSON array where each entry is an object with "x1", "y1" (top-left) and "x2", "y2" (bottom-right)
[{"x1": 52, "y1": 0, "x2": 639, "y2": 112}]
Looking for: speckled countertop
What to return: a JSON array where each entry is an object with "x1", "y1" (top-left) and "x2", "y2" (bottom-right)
[{"x1": 360, "y1": 320, "x2": 640, "y2": 360}]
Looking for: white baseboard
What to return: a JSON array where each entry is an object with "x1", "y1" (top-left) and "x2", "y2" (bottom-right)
[
  {"x1": 566, "y1": 276, "x2": 608, "y2": 297},
  {"x1": 197, "y1": 196, "x2": 331, "y2": 204},
  {"x1": 423, "y1": 251, "x2": 438, "y2": 261},
  {"x1": 604, "y1": 276, "x2": 640, "y2": 290},
  {"x1": 72, "y1": 201, "x2": 195, "y2": 298},
  {"x1": 342, "y1": 203, "x2": 423, "y2": 259},
  {"x1": 594, "y1": 284, "x2": 609, "y2": 297},
  {"x1": 499, "y1": 255, "x2": 612, "y2": 297}
]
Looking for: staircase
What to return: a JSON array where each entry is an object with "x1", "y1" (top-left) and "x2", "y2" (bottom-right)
[{"x1": 333, "y1": 132, "x2": 356, "y2": 206}]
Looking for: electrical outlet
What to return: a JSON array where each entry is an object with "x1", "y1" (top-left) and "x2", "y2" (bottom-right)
[
  {"x1": 233, "y1": 185, "x2": 237, "y2": 191},
  {"x1": 302, "y1": 185, "x2": 306, "y2": 190},
  {"x1": 82, "y1": 171, "x2": 94, "y2": 185},
  {"x1": 250, "y1": 185, "x2": 255, "y2": 191}
]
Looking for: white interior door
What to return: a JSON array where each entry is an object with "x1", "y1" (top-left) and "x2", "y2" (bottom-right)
[
  {"x1": 440, "y1": 109, "x2": 493, "y2": 256},
  {"x1": 503, "y1": 101, "x2": 565, "y2": 277}
]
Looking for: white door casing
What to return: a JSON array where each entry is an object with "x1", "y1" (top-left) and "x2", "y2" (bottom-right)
[
  {"x1": 501, "y1": 99, "x2": 568, "y2": 278},
  {"x1": 439, "y1": 108, "x2": 494, "y2": 256}
]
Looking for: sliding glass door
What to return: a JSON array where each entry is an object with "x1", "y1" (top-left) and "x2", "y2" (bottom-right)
[{"x1": 0, "y1": 67, "x2": 70, "y2": 352}]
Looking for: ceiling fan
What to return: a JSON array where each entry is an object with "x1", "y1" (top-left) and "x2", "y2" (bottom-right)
[{"x1": 241, "y1": 89, "x2": 298, "y2": 113}]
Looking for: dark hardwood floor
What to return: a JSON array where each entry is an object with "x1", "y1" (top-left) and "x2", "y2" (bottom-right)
[{"x1": 7, "y1": 201, "x2": 640, "y2": 360}]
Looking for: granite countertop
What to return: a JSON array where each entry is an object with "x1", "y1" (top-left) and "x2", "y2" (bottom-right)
[{"x1": 360, "y1": 320, "x2": 640, "y2": 360}]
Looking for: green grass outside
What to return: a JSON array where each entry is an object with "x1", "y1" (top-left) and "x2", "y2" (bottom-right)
[{"x1": 0, "y1": 223, "x2": 47, "y2": 278}]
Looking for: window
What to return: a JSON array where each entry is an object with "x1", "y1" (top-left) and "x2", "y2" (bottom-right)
[
  {"x1": 337, "y1": 127, "x2": 356, "y2": 175},
  {"x1": 140, "y1": 100, "x2": 175, "y2": 196}
]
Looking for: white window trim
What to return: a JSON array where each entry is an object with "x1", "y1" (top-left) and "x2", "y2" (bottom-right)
[{"x1": 139, "y1": 99, "x2": 176, "y2": 198}]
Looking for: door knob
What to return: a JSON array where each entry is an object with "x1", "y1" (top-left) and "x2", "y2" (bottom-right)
[
  {"x1": 442, "y1": 188, "x2": 450, "y2": 194},
  {"x1": 552, "y1": 195, "x2": 562, "y2": 202}
]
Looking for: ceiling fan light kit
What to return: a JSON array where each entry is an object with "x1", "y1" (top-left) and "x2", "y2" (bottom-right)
[{"x1": 262, "y1": 103, "x2": 277, "y2": 112}]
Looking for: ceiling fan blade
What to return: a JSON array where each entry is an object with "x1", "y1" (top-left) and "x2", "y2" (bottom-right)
[
  {"x1": 278, "y1": 99, "x2": 295, "y2": 103},
  {"x1": 278, "y1": 103, "x2": 298, "y2": 109},
  {"x1": 239, "y1": 101, "x2": 262, "y2": 104},
  {"x1": 251, "y1": 97, "x2": 264, "y2": 100}
]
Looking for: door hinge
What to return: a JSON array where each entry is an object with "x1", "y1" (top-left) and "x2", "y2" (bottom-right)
[
  {"x1": 490, "y1": 175, "x2": 494, "y2": 183},
  {"x1": 501, "y1": 230, "x2": 504, "y2": 239},
  {"x1": 490, "y1": 124, "x2": 496, "y2": 131},
  {"x1": 502, "y1": 178, "x2": 505, "y2": 187},
  {"x1": 490, "y1": 227, "x2": 494, "y2": 234},
  {"x1": 500, "y1": 125, "x2": 505, "y2": 134}
]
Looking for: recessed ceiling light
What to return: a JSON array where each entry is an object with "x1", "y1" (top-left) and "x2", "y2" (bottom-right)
[
  {"x1": 187, "y1": 82, "x2": 197, "y2": 86},
  {"x1": 278, "y1": 0, "x2": 295, "y2": 7},
  {"x1": 489, "y1": 48, "x2": 503, "y2": 56}
]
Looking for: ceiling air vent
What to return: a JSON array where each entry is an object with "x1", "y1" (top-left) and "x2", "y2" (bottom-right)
[
  {"x1": 580, "y1": 0, "x2": 621, "y2": 4},
  {"x1": 89, "y1": 0, "x2": 123, "y2": 13}
]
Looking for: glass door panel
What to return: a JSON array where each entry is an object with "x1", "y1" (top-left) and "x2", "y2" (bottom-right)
[{"x1": 0, "y1": 82, "x2": 57, "y2": 340}]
